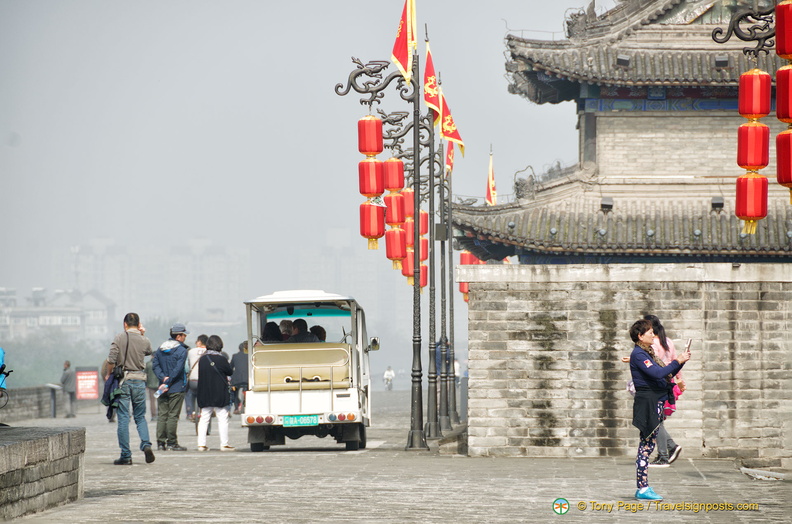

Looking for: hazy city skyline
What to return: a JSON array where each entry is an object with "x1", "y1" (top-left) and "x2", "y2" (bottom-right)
[{"x1": 1, "y1": 1, "x2": 616, "y2": 374}]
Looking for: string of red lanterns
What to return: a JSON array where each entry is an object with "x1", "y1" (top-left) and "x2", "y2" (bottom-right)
[
  {"x1": 384, "y1": 157, "x2": 406, "y2": 269},
  {"x1": 358, "y1": 115, "x2": 386, "y2": 249},
  {"x1": 778, "y1": 1, "x2": 792, "y2": 204},
  {"x1": 735, "y1": 68, "x2": 771, "y2": 234}
]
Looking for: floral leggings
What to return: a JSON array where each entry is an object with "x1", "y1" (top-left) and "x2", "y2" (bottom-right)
[{"x1": 636, "y1": 401, "x2": 665, "y2": 489}]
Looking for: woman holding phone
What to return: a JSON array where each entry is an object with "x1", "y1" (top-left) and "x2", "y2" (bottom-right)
[
  {"x1": 643, "y1": 315, "x2": 686, "y2": 467},
  {"x1": 629, "y1": 318, "x2": 690, "y2": 501}
]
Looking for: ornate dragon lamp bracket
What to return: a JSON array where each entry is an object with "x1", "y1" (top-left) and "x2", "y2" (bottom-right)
[{"x1": 712, "y1": 6, "x2": 776, "y2": 58}]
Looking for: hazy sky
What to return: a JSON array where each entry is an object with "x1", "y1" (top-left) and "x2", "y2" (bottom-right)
[{"x1": 0, "y1": 0, "x2": 616, "y2": 363}]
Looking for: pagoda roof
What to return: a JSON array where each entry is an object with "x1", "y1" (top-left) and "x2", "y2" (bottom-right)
[
  {"x1": 506, "y1": 0, "x2": 783, "y2": 104},
  {"x1": 452, "y1": 195, "x2": 792, "y2": 262}
]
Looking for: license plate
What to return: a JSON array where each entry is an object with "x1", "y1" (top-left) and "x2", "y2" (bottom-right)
[{"x1": 283, "y1": 415, "x2": 319, "y2": 427}]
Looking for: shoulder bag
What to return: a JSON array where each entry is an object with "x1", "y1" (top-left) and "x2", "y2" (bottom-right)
[{"x1": 113, "y1": 332, "x2": 129, "y2": 380}]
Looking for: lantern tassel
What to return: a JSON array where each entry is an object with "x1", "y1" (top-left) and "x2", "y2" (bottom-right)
[
  {"x1": 368, "y1": 238, "x2": 379, "y2": 250},
  {"x1": 392, "y1": 260, "x2": 402, "y2": 270},
  {"x1": 407, "y1": 276, "x2": 414, "y2": 286},
  {"x1": 789, "y1": 189, "x2": 792, "y2": 206},
  {"x1": 741, "y1": 220, "x2": 758, "y2": 235}
]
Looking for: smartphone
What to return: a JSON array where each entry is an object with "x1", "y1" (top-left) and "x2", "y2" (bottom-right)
[{"x1": 684, "y1": 338, "x2": 692, "y2": 353}]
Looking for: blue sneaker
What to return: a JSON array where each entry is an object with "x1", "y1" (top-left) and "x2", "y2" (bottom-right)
[{"x1": 635, "y1": 487, "x2": 663, "y2": 501}]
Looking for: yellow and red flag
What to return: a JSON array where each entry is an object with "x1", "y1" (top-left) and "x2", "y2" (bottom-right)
[
  {"x1": 485, "y1": 152, "x2": 497, "y2": 205},
  {"x1": 444, "y1": 141, "x2": 455, "y2": 176},
  {"x1": 439, "y1": 87, "x2": 464, "y2": 155},
  {"x1": 424, "y1": 42, "x2": 440, "y2": 126},
  {"x1": 392, "y1": 0, "x2": 417, "y2": 84}
]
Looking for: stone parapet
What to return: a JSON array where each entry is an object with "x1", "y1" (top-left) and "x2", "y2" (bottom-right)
[
  {"x1": 0, "y1": 387, "x2": 65, "y2": 424},
  {"x1": 0, "y1": 427, "x2": 85, "y2": 520},
  {"x1": 458, "y1": 263, "x2": 792, "y2": 468}
]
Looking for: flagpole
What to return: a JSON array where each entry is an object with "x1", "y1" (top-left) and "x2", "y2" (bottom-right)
[
  {"x1": 438, "y1": 140, "x2": 450, "y2": 428},
  {"x1": 406, "y1": 47, "x2": 428, "y2": 451},
  {"x1": 423, "y1": 31, "x2": 441, "y2": 441},
  {"x1": 447, "y1": 168, "x2": 457, "y2": 422}
]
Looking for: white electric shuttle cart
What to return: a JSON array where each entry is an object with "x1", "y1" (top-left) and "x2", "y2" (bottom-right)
[{"x1": 242, "y1": 290, "x2": 378, "y2": 451}]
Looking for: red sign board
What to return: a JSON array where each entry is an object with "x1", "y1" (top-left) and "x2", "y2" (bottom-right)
[{"x1": 75, "y1": 368, "x2": 99, "y2": 400}]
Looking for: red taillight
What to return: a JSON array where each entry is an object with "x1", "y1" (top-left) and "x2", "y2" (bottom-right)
[
  {"x1": 338, "y1": 413, "x2": 346, "y2": 421},
  {"x1": 264, "y1": 415, "x2": 274, "y2": 424},
  {"x1": 255, "y1": 416, "x2": 264, "y2": 424}
]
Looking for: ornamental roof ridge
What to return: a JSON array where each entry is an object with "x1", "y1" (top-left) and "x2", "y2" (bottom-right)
[
  {"x1": 563, "y1": 0, "x2": 684, "y2": 45},
  {"x1": 505, "y1": 1, "x2": 784, "y2": 103}
]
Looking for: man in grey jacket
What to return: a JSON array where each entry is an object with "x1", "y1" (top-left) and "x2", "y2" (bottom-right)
[
  {"x1": 60, "y1": 360, "x2": 77, "y2": 418},
  {"x1": 107, "y1": 312, "x2": 155, "y2": 465}
]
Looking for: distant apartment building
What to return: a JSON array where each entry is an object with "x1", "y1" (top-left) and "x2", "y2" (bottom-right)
[
  {"x1": 0, "y1": 287, "x2": 114, "y2": 341},
  {"x1": 51, "y1": 238, "x2": 251, "y2": 323}
]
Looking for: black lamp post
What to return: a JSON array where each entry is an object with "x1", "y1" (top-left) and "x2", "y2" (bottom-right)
[{"x1": 335, "y1": 54, "x2": 429, "y2": 450}]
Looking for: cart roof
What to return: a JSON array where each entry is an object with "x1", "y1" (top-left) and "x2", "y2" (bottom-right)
[{"x1": 244, "y1": 290, "x2": 356, "y2": 306}]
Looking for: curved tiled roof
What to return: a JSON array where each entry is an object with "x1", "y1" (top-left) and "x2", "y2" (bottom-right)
[
  {"x1": 453, "y1": 198, "x2": 792, "y2": 261},
  {"x1": 506, "y1": 0, "x2": 785, "y2": 104}
]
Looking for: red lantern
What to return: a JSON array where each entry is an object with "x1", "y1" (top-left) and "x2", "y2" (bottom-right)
[
  {"x1": 384, "y1": 157, "x2": 405, "y2": 192},
  {"x1": 401, "y1": 249, "x2": 415, "y2": 278},
  {"x1": 385, "y1": 227, "x2": 406, "y2": 270},
  {"x1": 419, "y1": 237, "x2": 429, "y2": 262},
  {"x1": 737, "y1": 122, "x2": 769, "y2": 171},
  {"x1": 384, "y1": 192, "x2": 405, "y2": 226},
  {"x1": 358, "y1": 115, "x2": 383, "y2": 156},
  {"x1": 459, "y1": 281, "x2": 469, "y2": 302},
  {"x1": 776, "y1": 129, "x2": 792, "y2": 204},
  {"x1": 404, "y1": 218, "x2": 415, "y2": 247},
  {"x1": 360, "y1": 202, "x2": 385, "y2": 249},
  {"x1": 460, "y1": 251, "x2": 477, "y2": 265},
  {"x1": 777, "y1": 66, "x2": 792, "y2": 124},
  {"x1": 738, "y1": 69, "x2": 771, "y2": 120},
  {"x1": 419, "y1": 210, "x2": 429, "y2": 236},
  {"x1": 419, "y1": 264, "x2": 428, "y2": 288},
  {"x1": 402, "y1": 187, "x2": 415, "y2": 218},
  {"x1": 735, "y1": 173, "x2": 768, "y2": 235},
  {"x1": 777, "y1": 1, "x2": 792, "y2": 60},
  {"x1": 359, "y1": 158, "x2": 384, "y2": 198}
]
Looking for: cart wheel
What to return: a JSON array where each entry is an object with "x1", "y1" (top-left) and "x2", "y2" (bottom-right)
[{"x1": 250, "y1": 442, "x2": 269, "y2": 452}]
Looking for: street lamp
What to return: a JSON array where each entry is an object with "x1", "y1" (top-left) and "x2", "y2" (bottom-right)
[{"x1": 336, "y1": 55, "x2": 429, "y2": 450}]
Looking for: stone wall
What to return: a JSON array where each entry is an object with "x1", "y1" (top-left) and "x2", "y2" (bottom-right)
[
  {"x1": 458, "y1": 263, "x2": 792, "y2": 468},
  {"x1": 0, "y1": 387, "x2": 65, "y2": 424},
  {"x1": 0, "y1": 427, "x2": 85, "y2": 520},
  {"x1": 596, "y1": 112, "x2": 788, "y2": 178}
]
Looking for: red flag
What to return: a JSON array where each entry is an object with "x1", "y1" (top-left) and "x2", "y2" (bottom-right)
[
  {"x1": 391, "y1": 0, "x2": 417, "y2": 84},
  {"x1": 485, "y1": 152, "x2": 496, "y2": 205},
  {"x1": 424, "y1": 42, "x2": 440, "y2": 126},
  {"x1": 439, "y1": 87, "x2": 464, "y2": 155},
  {"x1": 444, "y1": 141, "x2": 455, "y2": 176}
]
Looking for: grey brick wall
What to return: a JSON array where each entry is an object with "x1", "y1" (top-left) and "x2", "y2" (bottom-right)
[
  {"x1": 0, "y1": 387, "x2": 65, "y2": 424},
  {"x1": 458, "y1": 263, "x2": 792, "y2": 468},
  {"x1": 0, "y1": 427, "x2": 85, "y2": 519},
  {"x1": 596, "y1": 113, "x2": 789, "y2": 178}
]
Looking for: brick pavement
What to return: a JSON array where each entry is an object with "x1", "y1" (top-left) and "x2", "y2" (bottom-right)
[{"x1": 12, "y1": 391, "x2": 789, "y2": 523}]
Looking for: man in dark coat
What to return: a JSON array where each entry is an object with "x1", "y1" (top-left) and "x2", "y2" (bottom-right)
[
  {"x1": 152, "y1": 323, "x2": 189, "y2": 451},
  {"x1": 230, "y1": 341, "x2": 249, "y2": 414},
  {"x1": 285, "y1": 319, "x2": 320, "y2": 343}
]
